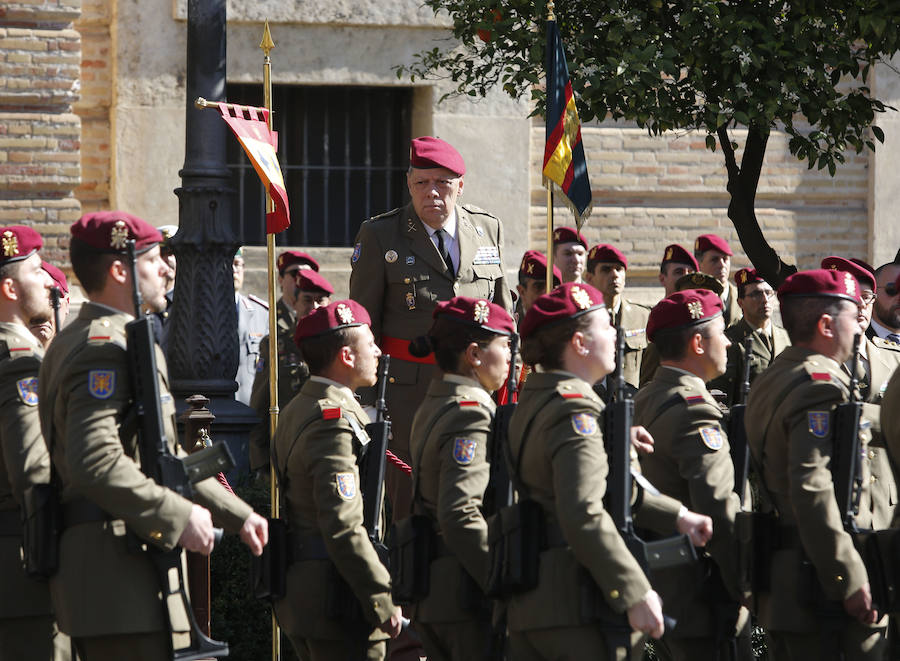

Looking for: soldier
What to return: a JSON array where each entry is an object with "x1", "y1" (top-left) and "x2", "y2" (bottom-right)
[
  {"x1": 869, "y1": 261, "x2": 900, "y2": 344},
  {"x1": 232, "y1": 247, "x2": 268, "y2": 406},
  {"x1": 658, "y1": 244, "x2": 698, "y2": 298},
  {"x1": 584, "y1": 244, "x2": 649, "y2": 390},
  {"x1": 746, "y1": 269, "x2": 887, "y2": 659},
  {"x1": 883, "y1": 273, "x2": 900, "y2": 454},
  {"x1": 506, "y1": 282, "x2": 713, "y2": 659},
  {"x1": 272, "y1": 299, "x2": 403, "y2": 659},
  {"x1": 708, "y1": 268, "x2": 790, "y2": 406},
  {"x1": 694, "y1": 234, "x2": 742, "y2": 326},
  {"x1": 634, "y1": 289, "x2": 750, "y2": 661},
  {"x1": 0, "y1": 226, "x2": 69, "y2": 660},
  {"x1": 249, "y1": 269, "x2": 332, "y2": 473},
  {"x1": 405, "y1": 297, "x2": 515, "y2": 660},
  {"x1": 150, "y1": 224, "x2": 177, "y2": 351},
  {"x1": 38, "y1": 211, "x2": 268, "y2": 661},
  {"x1": 551, "y1": 226, "x2": 588, "y2": 284},
  {"x1": 515, "y1": 250, "x2": 561, "y2": 320},
  {"x1": 349, "y1": 136, "x2": 513, "y2": 527},
  {"x1": 30, "y1": 261, "x2": 71, "y2": 347}
]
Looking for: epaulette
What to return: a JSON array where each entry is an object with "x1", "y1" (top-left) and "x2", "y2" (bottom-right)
[
  {"x1": 0, "y1": 337, "x2": 35, "y2": 360},
  {"x1": 555, "y1": 380, "x2": 590, "y2": 400},
  {"x1": 872, "y1": 336, "x2": 900, "y2": 352},
  {"x1": 247, "y1": 294, "x2": 269, "y2": 310},
  {"x1": 458, "y1": 400, "x2": 480, "y2": 407},
  {"x1": 460, "y1": 203, "x2": 498, "y2": 219},
  {"x1": 87, "y1": 317, "x2": 124, "y2": 347},
  {"x1": 321, "y1": 405, "x2": 342, "y2": 420},
  {"x1": 368, "y1": 207, "x2": 402, "y2": 222}
]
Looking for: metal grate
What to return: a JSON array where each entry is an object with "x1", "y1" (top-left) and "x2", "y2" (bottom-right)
[{"x1": 225, "y1": 84, "x2": 412, "y2": 247}]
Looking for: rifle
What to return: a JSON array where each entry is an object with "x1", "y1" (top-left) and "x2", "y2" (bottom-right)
[
  {"x1": 360, "y1": 354, "x2": 391, "y2": 558},
  {"x1": 50, "y1": 286, "x2": 61, "y2": 335},
  {"x1": 728, "y1": 335, "x2": 753, "y2": 506},
  {"x1": 832, "y1": 333, "x2": 864, "y2": 534},
  {"x1": 124, "y1": 240, "x2": 236, "y2": 661},
  {"x1": 484, "y1": 333, "x2": 518, "y2": 518}
]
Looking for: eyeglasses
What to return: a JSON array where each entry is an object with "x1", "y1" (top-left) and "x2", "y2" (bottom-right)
[
  {"x1": 860, "y1": 290, "x2": 876, "y2": 305},
  {"x1": 885, "y1": 282, "x2": 898, "y2": 297},
  {"x1": 745, "y1": 289, "x2": 775, "y2": 300}
]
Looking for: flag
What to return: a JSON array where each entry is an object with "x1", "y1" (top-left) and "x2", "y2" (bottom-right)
[
  {"x1": 216, "y1": 102, "x2": 290, "y2": 234},
  {"x1": 543, "y1": 19, "x2": 592, "y2": 229}
]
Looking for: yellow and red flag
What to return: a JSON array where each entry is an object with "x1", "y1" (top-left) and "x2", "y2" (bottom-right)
[{"x1": 216, "y1": 103, "x2": 290, "y2": 234}]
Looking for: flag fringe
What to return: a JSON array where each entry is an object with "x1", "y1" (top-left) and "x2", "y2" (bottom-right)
[{"x1": 543, "y1": 178, "x2": 593, "y2": 231}]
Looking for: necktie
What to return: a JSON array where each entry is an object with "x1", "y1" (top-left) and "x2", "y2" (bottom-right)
[{"x1": 436, "y1": 229, "x2": 454, "y2": 278}]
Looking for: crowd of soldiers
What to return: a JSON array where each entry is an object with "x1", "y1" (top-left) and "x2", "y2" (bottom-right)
[{"x1": 2, "y1": 134, "x2": 900, "y2": 661}]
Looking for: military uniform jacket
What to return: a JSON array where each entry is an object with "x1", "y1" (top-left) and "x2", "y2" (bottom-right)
[
  {"x1": 0, "y1": 322, "x2": 53, "y2": 619},
  {"x1": 37, "y1": 302, "x2": 252, "y2": 637},
  {"x1": 709, "y1": 319, "x2": 791, "y2": 406},
  {"x1": 611, "y1": 298, "x2": 650, "y2": 389},
  {"x1": 272, "y1": 377, "x2": 395, "y2": 641},
  {"x1": 722, "y1": 282, "x2": 742, "y2": 327},
  {"x1": 634, "y1": 366, "x2": 743, "y2": 636},
  {"x1": 235, "y1": 292, "x2": 268, "y2": 406},
  {"x1": 745, "y1": 346, "x2": 876, "y2": 632},
  {"x1": 409, "y1": 375, "x2": 494, "y2": 622},
  {"x1": 505, "y1": 372, "x2": 683, "y2": 632},
  {"x1": 883, "y1": 366, "x2": 900, "y2": 477}
]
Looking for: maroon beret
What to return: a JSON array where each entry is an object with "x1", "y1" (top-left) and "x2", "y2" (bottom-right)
[
  {"x1": 821, "y1": 256, "x2": 876, "y2": 292},
  {"x1": 777, "y1": 269, "x2": 862, "y2": 306},
  {"x1": 519, "y1": 250, "x2": 561, "y2": 286},
  {"x1": 294, "y1": 299, "x2": 371, "y2": 344},
  {"x1": 409, "y1": 136, "x2": 466, "y2": 177},
  {"x1": 694, "y1": 234, "x2": 733, "y2": 257},
  {"x1": 646, "y1": 289, "x2": 724, "y2": 342},
  {"x1": 587, "y1": 244, "x2": 627, "y2": 271},
  {"x1": 552, "y1": 226, "x2": 587, "y2": 249},
  {"x1": 42, "y1": 261, "x2": 69, "y2": 295},
  {"x1": 433, "y1": 296, "x2": 515, "y2": 336},
  {"x1": 71, "y1": 211, "x2": 162, "y2": 255},
  {"x1": 296, "y1": 269, "x2": 334, "y2": 296},
  {"x1": 661, "y1": 244, "x2": 698, "y2": 271},
  {"x1": 0, "y1": 226, "x2": 42, "y2": 266},
  {"x1": 520, "y1": 282, "x2": 605, "y2": 340},
  {"x1": 734, "y1": 267, "x2": 765, "y2": 289},
  {"x1": 277, "y1": 250, "x2": 320, "y2": 274},
  {"x1": 675, "y1": 271, "x2": 724, "y2": 296}
]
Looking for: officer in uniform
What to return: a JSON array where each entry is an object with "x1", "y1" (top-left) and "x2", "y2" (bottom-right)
[
  {"x1": 30, "y1": 261, "x2": 71, "y2": 347},
  {"x1": 0, "y1": 226, "x2": 69, "y2": 660},
  {"x1": 695, "y1": 234, "x2": 742, "y2": 327},
  {"x1": 869, "y1": 261, "x2": 900, "y2": 344},
  {"x1": 406, "y1": 297, "x2": 515, "y2": 660},
  {"x1": 249, "y1": 268, "x2": 332, "y2": 473},
  {"x1": 708, "y1": 268, "x2": 790, "y2": 407},
  {"x1": 883, "y1": 273, "x2": 900, "y2": 457},
  {"x1": 584, "y1": 244, "x2": 649, "y2": 390},
  {"x1": 515, "y1": 250, "x2": 561, "y2": 321},
  {"x1": 506, "y1": 282, "x2": 713, "y2": 659},
  {"x1": 634, "y1": 289, "x2": 750, "y2": 660},
  {"x1": 349, "y1": 136, "x2": 513, "y2": 525},
  {"x1": 38, "y1": 211, "x2": 268, "y2": 661},
  {"x1": 233, "y1": 247, "x2": 268, "y2": 406},
  {"x1": 658, "y1": 244, "x2": 698, "y2": 298},
  {"x1": 272, "y1": 299, "x2": 402, "y2": 659},
  {"x1": 551, "y1": 226, "x2": 588, "y2": 284},
  {"x1": 746, "y1": 269, "x2": 887, "y2": 659},
  {"x1": 150, "y1": 224, "x2": 177, "y2": 352}
]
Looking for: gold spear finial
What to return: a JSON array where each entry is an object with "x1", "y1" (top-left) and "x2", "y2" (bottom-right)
[
  {"x1": 260, "y1": 19, "x2": 275, "y2": 56},
  {"x1": 547, "y1": 0, "x2": 555, "y2": 21}
]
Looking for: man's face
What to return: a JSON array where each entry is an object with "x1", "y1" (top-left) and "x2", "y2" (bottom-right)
[
  {"x1": 406, "y1": 167, "x2": 464, "y2": 229},
  {"x1": 583, "y1": 307, "x2": 617, "y2": 380},
  {"x1": 293, "y1": 290, "x2": 330, "y2": 320},
  {"x1": 659, "y1": 262, "x2": 694, "y2": 296},
  {"x1": 590, "y1": 262, "x2": 626, "y2": 303},
  {"x1": 831, "y1": 301, "x2": 862, "y2": 364},
  {"x1": 160, "y1": 249, "x2": 176, "y2": 291},
  {"x1": 698, "y1": 249, "x2": 731, "y2": 284},
  {"x1": 737, "y1": 281, "x2": 775, "y2": 329},
  {"x1": 232, "y1": 256, "x2": 245, "y2": 292},
  {"x1": 279, "y1": 266, "x2": 300, "y2": 305},
  {"x1": 553, "y1": 243, "x2": 586, "y2": 283},
  {"x1": 874, "y1": 264, "x2": 900, "y2": 331},
  {"x1": 698, "y1": 316, "x2": 731, "y2": 380},
  {"x1": 13, "y1": 253, "x2": 53, "y2": 326},
  {"x1": 516, "y1": 278, "x2": 548, "y2": 314},
  {"x1": 857, "y1": 284, "x2": 876, "y2": 333},
  {"x1": 136, "y1": 245, "x2": 171, "y2": 314},
  {"x1": 348, "y1": 325, "x2": 382, "y2": 390}
]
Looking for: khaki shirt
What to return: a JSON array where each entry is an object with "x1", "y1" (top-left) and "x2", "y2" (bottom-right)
[
  {"x1": 611, "y1": 298, "x2": 650, "y2": 390},
  {"x1": 709, "y1": 318, "x2": 791, "y2": 406}
]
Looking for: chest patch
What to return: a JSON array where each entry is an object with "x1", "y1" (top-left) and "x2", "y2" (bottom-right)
[
  {"x1": 335, "y1": 472, "x2": 357, "y2": 500},
  {"x1": 808, "y1": 411, "x2": 830, "y2": 438},
  {"x1": 88, "y1": 370, "x2": 116, "y2": 399},
  {"x1": 571, "y1": 412, "x2": 598, "y2": 436},
  {"x1": 699, "y1": 427, "x2": 723, "y2": 451},
  {"x1": 16, "y1": 377, "x2": 38, "y2": 406},
  {"x1": 452, "y1": 438, "x2": 477, "y2": 465},
  {"x1": 473, "y1": 246, "x2": 501, "y2": 265}
]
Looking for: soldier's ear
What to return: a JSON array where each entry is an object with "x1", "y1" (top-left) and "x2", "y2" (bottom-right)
[
  {"x1": 0, "y1": 276, "x2": 16, "y2": 302},
  {"x1": 108, "y1": 258, "x2": 129, "y2": 286}
]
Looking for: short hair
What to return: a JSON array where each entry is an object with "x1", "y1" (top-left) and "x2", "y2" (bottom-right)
[
  {"x1": 521, "y1": 313, "x2": 594, "y2": 370},
  {"x1": 653, "y1": 318, "x2": 717, "y2": 361},
  {"x1": 410, "y1": 316, "x2": 504, "y2": 373},
  {"x1": 0, "y1": 261, "x2": 21, "y2": 283},
  {"x1": 780, "y1": 297, "x2": 851, "y2": 344},
  {"x1": 70, "y1": 237, "x2": 118, "y2": 294},
  {"x1": 874, "y1": 262, "x2": 899, "y2": 279},
  {"x1": 299, "y1": 327, "x2": 356, "y2": 375}
]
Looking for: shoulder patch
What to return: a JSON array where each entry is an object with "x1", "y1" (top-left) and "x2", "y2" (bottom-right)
[
  {"x1": 699, "y1": 427, "x2": 724, "y2": 451},
  {"x1": 571, "y1": 412, "x2": 598, "y2": 436},
  {"x1": 322, "y1": 407, "x2": 341, "y2": 420},
  {"x1": 351, "y1": 242, "x2": 361, "y2": 263},
  {"x1": 88, "y1": 370, "x2": 116, "y2": 399},
  {"x1": 16, "y1": 377, "x2": 38, "y2": 406},
  {"x1": 810, "y1": 372, "x2": 832, "y2": 381},
  {"x1": 335, "y1": 472, "x2": 357, "y2": 500},
  {"x1": 808, "y1": 411, "x2": 830, "y2": 438},
  {"x1": 452, "y1": 438, "x2": 477, "y2": 465}
]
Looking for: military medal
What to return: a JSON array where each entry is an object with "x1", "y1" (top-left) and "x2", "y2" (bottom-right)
[
  {"x1": 406, "y1": 292, "x2": 416, "y2": 310},
  {"x1": 385, "y1": 250, "x2": 398, "y2": 263}
]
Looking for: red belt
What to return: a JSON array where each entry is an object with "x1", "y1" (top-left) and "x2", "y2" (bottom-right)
[{"x1": 379, "y1": 335, "x2": 436, "y2": 365}]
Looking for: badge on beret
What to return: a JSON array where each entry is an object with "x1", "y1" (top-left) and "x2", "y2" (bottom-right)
[
  {"x1": 524, "y1": 261, "x2": 535, "y2": 274},
  {"x1": 571, "y1": 286, "x2": 593, "y2": 310},
  {"x1": 110, "y1": 220, "x2": 129, "y2": 250},
  {"x1": 699, "y1": 427, "x2": 723, "y2": 451},
  {"x1": 2, "y1": 231, "x2": 18, "y2": 257},
  {"x1": 554, "y1": 229, "x2": 562, "y2": 241},
  {"x1": 351, "y1": 243, "x2": 361, "y2": 263},
  {"x1": 336, "y1": 304, "x2": 354, "y2": 324},
  {"x1": 687, "y1": 300, "x2": 703, "y2": 320},
  {"x1": 571, "y1": 412, "x2": 598, "y2": 436},
  {"x1": 16, "y1": 377, "x2": 38, "y2": 406},
  {"x1": 665, "y1": 247, "x2": 673, "y2": 261},
  {"x1": 473, "y1": 300, "x2": 490, "y2": 324},
  {"x1": 335, "y1": 472, "x2": 357, "y2": 500},
  {"x1": 385, "y1": 250, "x2": 398, "y2": 263},
  {"x1": 452, "y1": 438, "x2": 477, "y2": 465},
  {"x1": 88, "y1": 370, "x2": 116, "y2": 399},
  {"x1": 844, "y1": 272, "x2": 856, "y2": 296},
  {"x1": 808, "y1": 411, "x2": 830, "y2": 438}
]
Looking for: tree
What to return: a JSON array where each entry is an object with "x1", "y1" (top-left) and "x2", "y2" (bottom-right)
[{"x1": 399, "y1": 0, "x2": 900, "y2": 283}]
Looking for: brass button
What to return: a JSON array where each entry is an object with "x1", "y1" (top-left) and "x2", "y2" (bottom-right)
[
  {"x1": 870, "y1": 475, "x2": 877, "y2": 484},
  {"x1": 389, "y1": 377, "x2": 395, "y2": 384},
  {"x1": 610, "y1": 589, "x2": 620, "y2": 599},
  {"x1": 150, "y1": 531, "x2": 163, "y2": 540},
  {"x1": 868, "y1": 450, "x2": 875, "y2": 459},
  {"x1": 101, "y1": 320, "x2": 110, "y2": 327},
  {"x1": 836, "y1": 575, "x2": 844, "y2": 583},
  {"x1": 404, "y1": 278, "x2": 410, "y2": 284}
]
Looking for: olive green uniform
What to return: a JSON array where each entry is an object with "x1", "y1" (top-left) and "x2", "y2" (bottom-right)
[
  {"x1": 721, "y1": 282, "x2": 742, "y2": 328},
  {"x1": 249, "y1": 299, "x2": 309, "y2": 472},
  {"x1": 38, "y1": 303, "x2": 252, "y2": 659},
  {"x1": 408, "y1": 375, "x2": 495, "y2": 660},
  {"x1": 745, "y1": 346, "x2": 887, "y2": 659},
  {"x1": 708, "y1": 319, "x2": 791, "y2": 407},
  {"x1": 634, "y1": 366, "x2": 748, "y2": 660},
  {"x1": 0, "y1": 323, "x2": 68, "y2": 661},
  {"x1": 505, "y1": 371, "x2": 684, "y2": 660},
  {"x1": 272, "y1": 377, "x2": 395, "y2": 660},
  {"x1": 611, "y1": 299, "x2": 650, "y2": 390}
]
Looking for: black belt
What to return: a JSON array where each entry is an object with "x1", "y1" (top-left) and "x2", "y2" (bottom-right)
[
  {"x1": 0, "y1": 508, "x2": 22, "y2": 536},
  {"x1": 61, "y1": 499, "x2": 111, "y2": 529},
  {"x1": 288, "y1": 532, "x2": 330, "y2": 563}
]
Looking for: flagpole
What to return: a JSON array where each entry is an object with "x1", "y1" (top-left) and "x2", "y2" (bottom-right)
[
  {"x1": 545, "y1": 0, "x2": 556, "y2": 293},
  {"x1": 260, "y1": 20, "x2": 282, "y2": 661}
]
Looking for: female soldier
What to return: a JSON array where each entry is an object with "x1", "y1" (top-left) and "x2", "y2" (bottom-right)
[
  {"x1": 407, "y1": 296, "x2": 516, "y2": 661},
  {"x1": 505, "y1": 282, "x2": 712, "y2": 660}
]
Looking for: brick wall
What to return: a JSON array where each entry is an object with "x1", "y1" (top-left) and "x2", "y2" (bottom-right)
[{"x1": 74, "y1": 0, "x2": 109, "y2": 212}]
